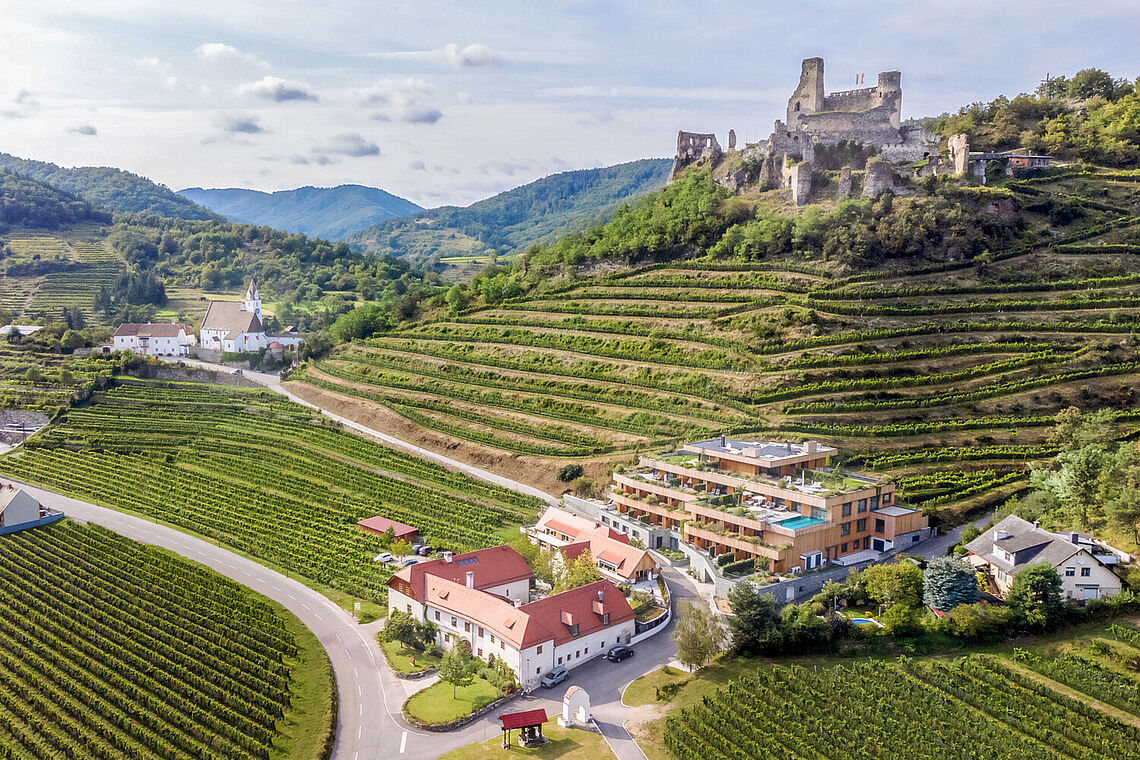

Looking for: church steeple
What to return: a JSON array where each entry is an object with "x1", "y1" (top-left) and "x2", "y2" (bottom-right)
[{"x1": 243, "y1": 279, "x2": 262, "y2": 318}]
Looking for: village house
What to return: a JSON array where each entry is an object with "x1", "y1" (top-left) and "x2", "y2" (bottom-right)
[
  {"x1": 611, "y1": 437, "x2": 932, "y2": 574},
  {"x1": 528, "y1": 505, "x2": 660, "y2": 584},
  {"x1": 358, "y1": 515, "x2": 420, "y2": 545},
  {"x1": 387, "y1": 545, "x2": 635, "y2": 686},
  {"x1": 199, "y1": 280, "x2": 303, "y2": 353},
  {"x1": 965, "y1": 514, "x2": 1124, "y2": 601},
  {"x1": 112, "y1": 323, "x2": 196, "y2": 357},
  {"x1": 0, "y1": 484, "x2": 63, "y2": 533}
]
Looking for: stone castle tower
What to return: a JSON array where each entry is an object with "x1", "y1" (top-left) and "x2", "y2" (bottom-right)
[{"x1": 786, "y1": 57, "x2": 902, "y2": 140}]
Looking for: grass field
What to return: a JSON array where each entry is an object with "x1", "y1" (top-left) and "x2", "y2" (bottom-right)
[
  {"x1": 0, "y1": 381, "x2": 544, "y2": 604},
  {"x1": 379, "y1": 638, "x2": 443, "y2": 675},
  {"x1": 0, "y1": 519, "x2": 332, "y2": 760},
  {"x1": 436, "y1": 718, "x2": 614, "y2": 760},
  {"x1": 403, "y1": 676, "x2": 502, "y2": 725},
  {"x1": 289, "y1": 169, "x2": 1140, "y2": 516}
]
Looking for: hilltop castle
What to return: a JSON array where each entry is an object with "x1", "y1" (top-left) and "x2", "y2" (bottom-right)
[{"x1": 670, "y1": 57, "x2": 956, "y2": 205}]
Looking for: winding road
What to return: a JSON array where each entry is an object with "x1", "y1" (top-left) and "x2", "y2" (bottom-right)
[{"x1": 7, "y1": 363, "x2": 696, "y2": 759}]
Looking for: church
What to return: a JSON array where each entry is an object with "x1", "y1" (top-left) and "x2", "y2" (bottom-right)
[{"x1": 199, "y1": 280, "x2": 303, "y2": 353}]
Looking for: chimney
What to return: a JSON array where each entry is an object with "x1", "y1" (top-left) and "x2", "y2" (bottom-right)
[
  {"x1": 1071, "y1": 532, "x2": 1080, "y2": 545},
  {"x1": 720, "y1": 434, "x2": 727, "y2": 447},
  {"x1": 805, "y1": 440, "x2": 818, "y2": 453},
  {"x1": 466, "y1": 570, "x2": 475, "y2": 588},
  {"x1": 598, "y1": 588, "x2": 604, "y2": 602},
  {"x1": 444, "y1": 553, "x2": 453, "y2": 564}
]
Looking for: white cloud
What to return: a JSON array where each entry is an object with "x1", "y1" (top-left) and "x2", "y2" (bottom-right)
[
  {"x1": 537, "y1": 85, "x2": 772, "y2": 100},
  {"x1": 400, "y1": 106, "x2": 442, "y2": 124},
  {"x1": 67, "y1": 124, "x2": 98, "y2": 136},
  {"x1": 408, "y1": 160, "x2": 426, "y2": 171},
  {"x1": 236, "y1": 76, "x2": 318, "y2": 102},
  {"x1": 362, "y1": 42, "x2": 501, "y2": 69},
  {"x1": 355, "y1": 78, "x2": 443, "y2": 124},
  {"x1": 1, "y1": 91, "x2": 36, "y2": 119},
  {"x1": 135, "y1": 57, "x2": 171, "y2": 73},
  {"x1": 218, "y1": 114, "x2": 266, "y2": 134},
  {"x1": 195, "y1": 42, "x2": 270, "y2": 68},
  {"x1": 311, "y1": 133, "x2": 379, "y2": 158}
]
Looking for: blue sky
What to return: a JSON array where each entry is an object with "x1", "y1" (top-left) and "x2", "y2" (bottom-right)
[{"x1": 1, "y1": 0, "x2": 1138, "y2": 207}]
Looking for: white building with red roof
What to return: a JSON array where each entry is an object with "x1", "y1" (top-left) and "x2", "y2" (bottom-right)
[
  {"x1": 530, "y1": 505, "x2": 660, "y2": 583},
  {"x1": 387, "y1": 545, "x2": 635, "y2": 686},
  {"x1": 199, "y1": 280, "x2": 302, "y2": 353},
  {"x1": 113, "y1": 323, "x2": 195, "y2": 356}
]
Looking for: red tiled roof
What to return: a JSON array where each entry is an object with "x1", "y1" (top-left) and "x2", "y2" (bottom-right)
[
  {"x1": 423, "y1": 575, "x2": 553, "y2": 649},
  {"x1": 560, "y1": 529, "x2": 656, "y2": 581},
  {"x1": 518, "y1": 580, "x2": 634, "y2": 647},
  {"x1": 358, "y1": 515, "x2": 418, "y2": 538},
  {"x1": 389, "y1": 545, "x2": 534, "y2": 601},
  {"x1": 499, "y1": 709, "x2": 547, "y2": 730},
  {"x1": 535, "y1": 506, "x2": 625, "y2": 543}
]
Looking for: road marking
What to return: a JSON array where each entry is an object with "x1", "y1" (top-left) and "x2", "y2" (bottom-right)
[
  {"x1": 359, "y1": 704, "x2": 363, "y2": 717},
  {"x1": 400, "y1": 731, "x2": 407, "y2": 753},
  {"x1": 358, "y1": 726, "x2": 362, "y2": 739}
]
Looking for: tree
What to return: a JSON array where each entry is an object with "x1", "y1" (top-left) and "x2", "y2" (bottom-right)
[
  {"x1": 557, "y1": 464, "x2": 584, "y2": 482},
  {"x1": 923, "y1": 556, "x2": 980, "y2": 612},
  {"x1": 438, "y1": 644, "x2": 478, "y2": 698},
  {"x1": 727, "y1": 583, "x2": 783, "y2": 654},
  {"x1": 937, "y1": 602, "x2": 1014, "y2": 640},
  {"x1": 60, "y1": 330, "x2": 86, "y2": 351},
  {"x1": 672, "y1": 600, "x2": 725, "y2": 672},
  {"x1": 860, "y1": 561, "x2": 924, "y2": 608},
  {"x1": 880, "y1": 603, "x2": 922, "y2": 636},
  {"x1": 445, "y1": 284, "x2": 468, "y2": 315},
  {"x1": 555, "y1": 551, "x2": 602, "y2": 592},
  {"x1": 380, "y1": 610, "x2": 426, "y2": 651},
  {"x1": 1007, "y1": 562, "x2": 1064, "y2": 630},
  {"x1": 779, "y1": 603, "x2": 832, "y2": 652}
]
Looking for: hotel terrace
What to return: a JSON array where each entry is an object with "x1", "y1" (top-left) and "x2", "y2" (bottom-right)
[{"x1": 612, "y1": 436, "x2": 931, "y2": 573}]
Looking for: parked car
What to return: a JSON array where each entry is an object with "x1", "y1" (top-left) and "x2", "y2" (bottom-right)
[
  {"x1": 539, "y1": 666, "x2": 568, "y2": 688},
  {"x1": 373, "y1": 552, "x2": 394, "y2": 563},
  {"x1": 411, "y1": 543, "x2": 423, "y2": 554},
  {"x1": 417, "y1": 545, "x2": 433, "y2": 556},
  {"x1": 606, "y1": 645, "x2": 634, "y2": 662},
  {"x1": 399, "y1": 557, "x2": 418, "y2": 567}
]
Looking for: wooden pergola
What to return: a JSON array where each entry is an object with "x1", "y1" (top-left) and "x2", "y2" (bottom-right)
[{"x1": 499, "y1": 709, "x2": 548, "y2": 749}]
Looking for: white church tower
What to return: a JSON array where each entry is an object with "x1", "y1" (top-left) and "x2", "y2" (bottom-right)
[{"x1": 242, "y1": 280, "x2": 262, "y2": 319}]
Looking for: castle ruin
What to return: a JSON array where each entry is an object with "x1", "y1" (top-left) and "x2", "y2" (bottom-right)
[{"x1": 670, "y1": 57, "x2": 967, "y2": 205}]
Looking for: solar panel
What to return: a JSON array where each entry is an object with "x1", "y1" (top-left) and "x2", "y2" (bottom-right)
[{"x1": 456, "y1": 557, "x2": 478, "y2": 566}]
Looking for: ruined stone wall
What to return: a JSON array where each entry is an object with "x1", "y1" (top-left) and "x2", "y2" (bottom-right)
[
  {"x1": 797, "y1": 106, "x2": 901, "y2": 146},
  {"x1": 837, "y1": 166, "x2": 852, "y2": 200},
  {"x1": 669, "y1": 130, "x2": 723, "y2": 182},
  {"x1": 863, "y1": 159, "x2": 894, "y2": 198},
  {"x1": 821, "y1": 86, "x2": 879, "y2": 112},
  {"x1": 782, "y1": 158, "x2": 813, "y2": 206}
]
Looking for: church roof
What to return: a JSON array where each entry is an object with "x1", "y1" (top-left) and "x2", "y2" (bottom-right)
[{"x1": 201, "y1": 301, "x2": 263, "y2": 336}]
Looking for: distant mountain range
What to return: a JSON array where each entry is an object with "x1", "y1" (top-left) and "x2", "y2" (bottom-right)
[
  {"x1": 0, "y1": 153, "x2": 218, "y2": 221},
  {"x1": 178, "y1": 185, "x2": 424, "y2": 242},
  {"x1": 347, "y1": 158, "x2": 672, "y2": 266}
]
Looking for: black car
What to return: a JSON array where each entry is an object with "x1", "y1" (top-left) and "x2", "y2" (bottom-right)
[{"x1": 606, "y1": 645, "x2": 634, "y2": 662}]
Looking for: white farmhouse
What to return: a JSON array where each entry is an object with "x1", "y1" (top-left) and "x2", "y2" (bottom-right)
[
  {"x1": 387, "y1": 545, "x2": 636, "y2": 686},
  {"x1": 199, "y1": 280, "x2": 302, "y2": 353},
  {"x1": 113, "y1": 323, "x2": 196, "y2": 356},
  {"x1": 0, "y1": 484, "x2": 62, "y2": 533},
  {"x1": 966, "y1": 514, "x2": 1123, "y2": 601}
]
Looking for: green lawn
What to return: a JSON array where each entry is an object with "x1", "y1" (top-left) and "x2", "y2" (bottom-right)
[
  {"x1": 405, "y1": 675, "x2": 502, "y2": 725},
  {"x1": 436, "y1": 718, "x2": 614, "y2": 760},
  {"x1": 379, "y1": 637, "x2": 443, "y2": 675},
  {"x1": 270, "y1": 601, "x2": 337, "y2": 760}
]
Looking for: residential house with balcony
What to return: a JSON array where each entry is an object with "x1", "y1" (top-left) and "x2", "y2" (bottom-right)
[
  {"x1": 611, "y1": 436, "x2": 931, "y2": 574},
  {"x1": 528, "y1": 506, "x2": 660, "y2": 583}
]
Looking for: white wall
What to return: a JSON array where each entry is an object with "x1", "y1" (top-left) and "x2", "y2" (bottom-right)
[
  {"x1": 483, "y1": 578, "x2": 530, "y2": 602},
  {"x1": 551, "y1": 620, "x2": 634, "y2": 674},
  {"x1": 1059, "y1": 550, "x2": 1122, "y2": 600}
]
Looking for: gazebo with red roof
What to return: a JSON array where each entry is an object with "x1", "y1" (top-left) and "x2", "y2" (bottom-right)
[{"x1": 499, "y1": 708, "x2": 548, "y2": 748}]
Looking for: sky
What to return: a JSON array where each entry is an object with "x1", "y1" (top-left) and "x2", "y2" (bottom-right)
[{"x1": 1, "y1": 0, "x2": 1138, "y2": 208}]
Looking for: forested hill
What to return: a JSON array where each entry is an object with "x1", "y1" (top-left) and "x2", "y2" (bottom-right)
[
  {"x1": 178, "y1": 184, "x2": 423, "y2": 241},
  {"x1": 0, "y1": 171, "x2": 112, "y2": 230},
  {"x1": 0, "y1": 153, "x2": 219, "y2": 221},
  {"x1": 348, "y1": 158, "x2": 672, "y2": 266}
]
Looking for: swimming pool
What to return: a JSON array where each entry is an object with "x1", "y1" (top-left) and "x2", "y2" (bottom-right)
[
  {"x1": 850, "y1": 618, "x2": 875, "y2": 625},
  {"x1": 777, "y1": 515, "x2": 825, "y2": 530}
]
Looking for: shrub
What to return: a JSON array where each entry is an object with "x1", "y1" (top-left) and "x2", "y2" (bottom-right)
[{"x1": 558, "y1": 463, "x2": 584, "y2": 482}]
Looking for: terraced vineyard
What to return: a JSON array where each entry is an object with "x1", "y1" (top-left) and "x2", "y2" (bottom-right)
[
  {"x1": 1, "y1": 235, "x2": 122, "y2": 322},
  {"x1": 0, "y1": 382, "x2": 543, "y2": 602},
  {"x1": 664, "y1": 652, "x2": 1140, "y2": 760},
  {"x1": 0, "y1": 345, "x2": 117, "y2": 414},
  {"x1": 0, "y1": 519, "x2": 323, "y2": 760},
  {"x1": 291, "y1": 169, "x2": 1140, "y2": 512}
]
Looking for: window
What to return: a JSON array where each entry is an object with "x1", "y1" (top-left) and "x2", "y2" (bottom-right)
[
  {"x1": 464, "y1": 622, "x2": 470, "y2": 632},
  {"x1": 1065, "y1": 567, "x2": 1075, "y2": 577},
  {"x1": 874, "y1": 519, "x2": 885, "y2": 534},
  {"x1": 842, "y1": 503, "x2": 852, "y2": 517},
  {"x1": 841, "y1": 522, "x2": 852, "y2": 537},
  {"x1": 558, "y1": 656, "x2": 563, "y2": 665},
  {"x1": 537, "y1": 667, "x2": 541, "y2": 674},
  {"x1": 490, "y1": 634, "x2": 495, "y2": 644},
  {"x1": 500, "y1": 640, "x2": 504, "y2": 650},
  {"x1": 584, "y1": 647, "x2": 589, "y2": 654},
  {"x1": 478, "y1": 626, "x2": 485, "y2": 637},
  {"x1": 869, "y1": 496, "x2": 879, "y2": 509},
  {"x1": 862, "y1": 537, "x2": 870, "y2": 550},
  {"x1": 435, "y1": 611, "x2": 441, "y2": 622},
  {"x1": 1081, "y1": 567, "x2": 1091, "y2": 577},
  {"x1": 406, "y1": 604, "x2": 411, "y2": 613},
  {"x1": 569, "y1": 624, "x2": 580, "y2": 637},
  {"x1": 911, "y1": 535, "x2": 920, "y2": 543},
  {"x1": 858, "y1": 499, "x2": 868, "y2": 513},
  {"x1": 602, "y1": 612, "x2": 610, "y2": 625},
  {"x1": 451, "y1": 616, "x2": 457, "y2": 627},
  {"x1": 841, "y1": 542, "x2": 848, "y2": 553},
  {"x1": 478, "y1": 648, "x2": 483, "y2": 657},
  {"x1": 576, "y1": 651, "x2": 580, "y2": 659},
  {"x1": 882, "y1": 493, "x2": 892, "y2": 505},
  {"x1": 856, "y1": 519, "x2": 867, "y2": 533},
  {"x1": 536, "y1": 645, "x2": 543, "y2": 654}
]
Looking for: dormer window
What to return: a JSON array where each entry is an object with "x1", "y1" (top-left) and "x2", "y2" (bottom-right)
[
  {"x1": 601, "y1": 613, "x2": 610, "y2": 625},
  {"x1": 569, "y1": 624, "x2": 580, "y2": 637}
]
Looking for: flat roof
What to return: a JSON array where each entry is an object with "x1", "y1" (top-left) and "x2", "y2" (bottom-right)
[
  {"x1": 685, "y1": 438, "x2": 837, "y2": 461},
  {"x1": 873, "y1": 506, "x2": 916, "y2": 517}
]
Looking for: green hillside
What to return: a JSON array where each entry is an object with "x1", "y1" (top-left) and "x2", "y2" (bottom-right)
[
  {"x1": 178, "y1": 184, "x2": 424, "y2": 241},
  {"x1": 348, "y1": 158, "x2": 671, "y2": 270},
  {"x1": 0, "y1": 153, "x2": 219, "y2": 221},
  {"x1": 289, "y1": 164, "x2": 1140, "y2": 521},
  {"x1": 0, "y1": 172, "x2": 112, "y2": 231}
]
